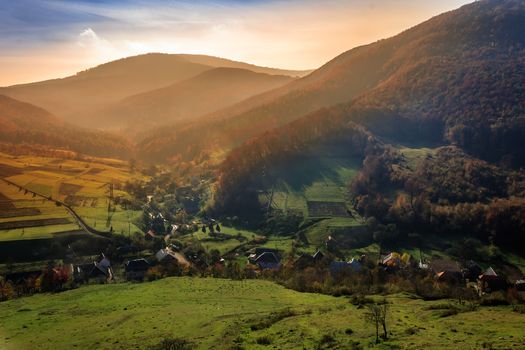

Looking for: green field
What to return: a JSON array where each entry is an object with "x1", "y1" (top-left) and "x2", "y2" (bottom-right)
[
  {"x1": 1, "y1": 278, "x2": 524, "y2": 350},
  {"x1": 396, "y1": 145, "x2": 438, "y2": 171},
  {"x1": 180, "y1": 226, "x2": 259, "y2": 254},
  {"x1": 0, "y1": 152, "x2": 145, "y2": 241},
  {"x1": 264, "y1": 155, "x2": 361, "y2": 219}
]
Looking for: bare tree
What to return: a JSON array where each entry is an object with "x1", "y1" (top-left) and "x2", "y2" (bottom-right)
[{"x1": 364, "y1": 300, "x2": 389, "y2": 343}]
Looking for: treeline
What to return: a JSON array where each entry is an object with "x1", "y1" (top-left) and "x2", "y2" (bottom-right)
[{"x1": 351, "y1": 146, "x2": 525, "y2": 247}]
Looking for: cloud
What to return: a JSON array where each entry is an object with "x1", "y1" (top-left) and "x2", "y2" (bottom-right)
[{"x1": 77, "y1": 27, "x2": 115, "y2": 54}]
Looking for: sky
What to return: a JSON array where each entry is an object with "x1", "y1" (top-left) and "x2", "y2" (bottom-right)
[{"x1": 0, "y1": 0, "x2": 472, "y2": 86}]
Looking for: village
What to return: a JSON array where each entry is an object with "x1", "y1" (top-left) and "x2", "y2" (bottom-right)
[{"x1": 2, "y1": 216, "x2": 525, "y2": 303}]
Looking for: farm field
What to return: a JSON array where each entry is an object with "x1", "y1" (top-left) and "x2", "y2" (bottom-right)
[
  {"x1": 0, "y1": 152, "x2": 145, "y2": 241},
  {"x1": 1, "y1": 277, "x2": 524, "y2": 350},
  {"x1": 263, "y1": 155, "x2": 362, "y2": 219}
]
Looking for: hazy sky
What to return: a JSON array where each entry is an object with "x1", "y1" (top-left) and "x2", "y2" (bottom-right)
[{"x1": 0, "y1": 0, "x2": 472, "y2": 86}]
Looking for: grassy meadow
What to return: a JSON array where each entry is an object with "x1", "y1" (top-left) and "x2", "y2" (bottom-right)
[
  {"x1": 1, "y1": 277, "x2": 524, "y2": 350},
  {"x1": 0, "y1": 152, "x2": 145, "y2": 241}
]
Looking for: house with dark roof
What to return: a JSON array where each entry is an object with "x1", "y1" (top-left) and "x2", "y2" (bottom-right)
[
  {"x1": 515, "y1": 280, "x2": 525, "y2": 292},
  {"x1": 478, "y1": 267, "x2": 507, "y2": 294},
  {"x1": 155, "y1": 248, "x2": 179, "y2": 264},
  {"x1": 293, "y1": 250, "x2": 326, "y2": 269},
  {"x1": 463, "y1": 260, "x2": 483, "y2": 281},
  {"x1": 125, "y1": 258, "x2": 151, "y2": 281},
  {"x1": 330, "y1": 258, "x2": 362, "y2": 274},
  {"x1": 430, "y1": 259, "x2": 462, "y2": 283},
  {"x1": 249, "y1": 251, "x2": 281, "y2": 270}
]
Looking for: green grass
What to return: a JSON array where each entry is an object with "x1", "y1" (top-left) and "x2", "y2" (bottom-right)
[
  {"x1": 180, "y1": 226, "x2": 259, "y2": 255},
  {"x1": 0, "y1": 224, "x2": 81, "y2": 241},
  {"x1": 265, "y1": 155, "x2": 361, "y2": 217},
  {"x1": 396, "y1": 145, "x2": 438, "y2": 170},
  {"x1": 1, "y1": 278, "x2": 524, "y2": 350}
]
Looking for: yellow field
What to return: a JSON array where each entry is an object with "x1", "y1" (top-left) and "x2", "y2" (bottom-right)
[{"x1": 0, "y1": 152, "x2": 145, "y2": 241}]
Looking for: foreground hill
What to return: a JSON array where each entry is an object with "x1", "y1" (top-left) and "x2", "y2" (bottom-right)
[
  {"x1": 0, "y1": 54, "x2": 309, "y2": 129},
  {"x1": 1, "y1": 277, "x2": 524, "y2": 350},
  {"x1": 140, "y1": 0, "x2": 525, "y2": 167},
  {"x1": 0, "y1": 95, "x2": 131, "y2": 158},
  {"x1": 97, "y1": 68, "x2": 295, "y2": 130}
]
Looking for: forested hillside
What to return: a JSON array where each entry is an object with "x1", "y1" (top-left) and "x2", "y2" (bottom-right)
[
  {"x1": 212, "y1": 0, "x2": 525, "y2": 247},
  {"x1": 0, "y1": 95, "x2": 131, "y2": 158},
  {"x1": 140, "y1": 0, "x2": 525, "y2": 167}
]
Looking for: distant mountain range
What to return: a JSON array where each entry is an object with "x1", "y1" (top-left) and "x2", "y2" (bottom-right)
[
  {"x1": 95, "y1": 67, "x2": 295, "y2": 131},
  {"x1": 0, "y1": 53, "x2": 310, "y2": 130}
]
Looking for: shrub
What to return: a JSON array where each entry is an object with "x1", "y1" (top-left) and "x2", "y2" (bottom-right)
[
  {"x1": 154, "y1": 337, "x2": 193, "y2": 350},
  {"x1": 255, "y1": 336, "x2": 271, "y2": 345},
  {"x1": 479, "y1": 292, "x2": 510, "y2": 306}
]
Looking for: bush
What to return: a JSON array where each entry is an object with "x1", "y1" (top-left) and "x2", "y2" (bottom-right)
[
  {"x1": 153, "y1": 337, "x2": 193, "y2": 350},
  {"x1": 479, "y1": 292, "x2": 510, "y2": 306},
  {"x1": 255, "y1": 336, "x2": 271, "y2": 345}
]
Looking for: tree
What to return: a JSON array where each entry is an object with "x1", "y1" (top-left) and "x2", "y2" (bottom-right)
[{"x1": 364, "y1": 300, "x2": 389, "y2": 343}]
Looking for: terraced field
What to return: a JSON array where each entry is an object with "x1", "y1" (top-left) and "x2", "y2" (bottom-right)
[{"x1": 0, "y1": 152, "x2": 145, "y2": 241}]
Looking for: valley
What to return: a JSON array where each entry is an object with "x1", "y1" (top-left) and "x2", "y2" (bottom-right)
[{"x1": 1, "y1": 1, "x2": 525, "y2": 349}]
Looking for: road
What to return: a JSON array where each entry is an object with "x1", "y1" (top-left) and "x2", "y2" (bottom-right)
[{"x1": 0, "y1": 178, "x2": 110, "y2": 239}]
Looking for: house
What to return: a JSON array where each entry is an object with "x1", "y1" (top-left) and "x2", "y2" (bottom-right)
[
  {"x1": 325, "y1": 235, "x2": 338, "y2": 252},
  {"x1": 294, "y1": 250, "x2": 325, "y2": 269},
  {"x1": 515, "y1": 280, "x2": 525, "y2": 292},
  {"x1": 155, "y1": 248, "x2": 179, "y2": 264},
  {"x1": 430, "y1": 259, "x2": 462, "y2": 283},
  {"x1": 251, "y1": 252, "x2": 281, "y2": 270},
  {"x1": 312, "y1": 250, "x2": 325, "y2": 262},
  {"x1": 330, "y1": 258, "x2": 361, "y2": 274},
  {"x1": 478, "y1": 267, "x2": 507, "y2": 294},
  {"x1": 145, "y1": 230, "x2": 157, "y2": 241},
  {"x1": 125, "y1": 258, "x2": 151, "y2": 280},
  {"x1": 381, "y1": 252, "x2": 401, "y2": 268},
  {"x1": 248, "y1": 248, "x2": 280, "y2": 264},
  {"x1": 463, "y1": 260, "x2": 483, "y2": 281},
  {"x1": 74, "y1": 258, "x2": 113, "y2": 283}
]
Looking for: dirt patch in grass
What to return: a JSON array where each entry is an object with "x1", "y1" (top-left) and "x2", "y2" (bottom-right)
[
  {"x1": 0, "y1": 164, "x2": 22, "y2": 177},
  {"x1": 59, "y1": 183, "x2": 83, "y2": 196},
  {"x1": 0, "y1": 207, "x2": 41, "y2": 218},
  {"x1": 86, "y1": 168, "x2": 104, "y2": 175},
  {"x1": 0, "y1": 193, "x2": 16, "y2": 210},
  {"x1": 0, "y1": 217, "x2": 72, "y2": 230},
  {"x1": 307, "y1": 201, "x2": 350, "y2": 217}
]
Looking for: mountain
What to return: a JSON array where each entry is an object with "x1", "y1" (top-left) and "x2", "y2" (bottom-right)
[
  {"x1": 210, "y1": 0, "x2": 525, "y2": 241},
  {"x1": 137, "y1": 42, "x2": 396, "y2": 161},
  {"x1": 140, "y1": 0, "x2": 525, "y2": 167},
  {"x1": 95, "y1": 68, "x2": 295, "y2": 130},
  {"x1": 0, "y1": 53, "x2": 310, "y2": 128},
  {"x1": 0, "y1": 95, "x2": 131, "y2": 158}
]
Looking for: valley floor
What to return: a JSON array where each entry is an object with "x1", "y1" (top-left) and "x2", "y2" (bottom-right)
[{"x1": 0, "y1": 277, "x2": 524, "y2": 350}]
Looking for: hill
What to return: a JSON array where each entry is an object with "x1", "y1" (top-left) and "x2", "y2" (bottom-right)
[
  {"x1": 0, "y1": 95, "x2": 131, "y2": 158},
  {"x1": 0, "y1": 53, "x2": 309, "y2": 129},
  {"x1": 139, "y1": 0, "x2": 525, "y2": 168},
  {"x1": 137, "y1": 41, "x2": 396, "y2": 161},
  {"x1": 1, "y1": 277, "x2": 524, "y2": 350},
  {"x1": 210, "y1": 0, "x2": 525, "y2": 248},
  {"x1": 96, "y1": 68, "x2": 295, "y2": 130}
]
